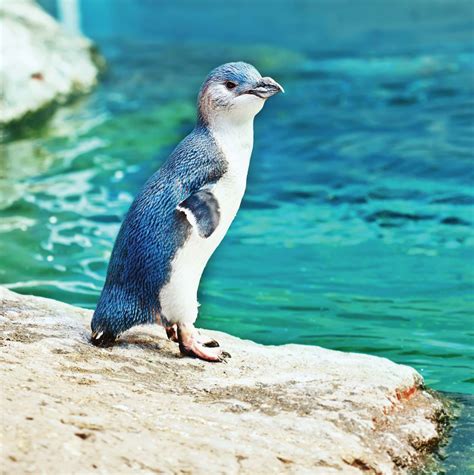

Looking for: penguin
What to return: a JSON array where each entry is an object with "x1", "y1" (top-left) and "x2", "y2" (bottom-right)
[{"x1": 91, "y1": 62, "x2": 283, "y2": 361}]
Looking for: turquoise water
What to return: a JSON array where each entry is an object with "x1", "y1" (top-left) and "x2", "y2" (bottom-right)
[{"x1": 1, "y1": 0, "x2": 473, "y2": 423}]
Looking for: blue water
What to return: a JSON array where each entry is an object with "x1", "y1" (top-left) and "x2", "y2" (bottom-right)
[{"x1": 1, "y1": 2, "x2": 473, "y2": 467}]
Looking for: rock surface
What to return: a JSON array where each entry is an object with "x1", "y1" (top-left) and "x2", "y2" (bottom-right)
[
  {"x1": 0, "y1": 287, "x2": 447, "y2": 474},
  {"x1": 0, "y1": 0, "x2": 101, "y2": 130}
]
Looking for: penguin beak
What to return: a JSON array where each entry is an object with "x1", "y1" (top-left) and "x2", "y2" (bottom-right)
[{"x1": 245, "y1": 77, "x2": 285, "y2": 99}]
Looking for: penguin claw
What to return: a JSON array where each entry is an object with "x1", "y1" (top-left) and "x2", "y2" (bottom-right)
[
  {"x1": 202, "y1": 338, "x2": 220, "y2": 348},
  {"x1": 165, "y1": 325, "x2": 179, "y2": 342},
  {"x1": 177, "y1": 323, "x2": 229, "y2": 362},
  {"x1": 167, "y1": 325, "x2": 220, "y2": 348},
  {"x1": 215, "y1": 350, "x2": 231, "y2": 363},
  {"x1": 180, "y1": 343, "x2": 230, "y2": 362}
]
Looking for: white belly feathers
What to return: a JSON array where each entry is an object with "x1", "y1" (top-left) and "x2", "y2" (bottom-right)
[{"x1": 159, "y1": 120, "x2": 253, "y2": 325}]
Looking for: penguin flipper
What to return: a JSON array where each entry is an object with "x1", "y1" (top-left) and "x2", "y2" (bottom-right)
[{"x1": 177, "y1": 189, "x2": 220, "y2": 238}]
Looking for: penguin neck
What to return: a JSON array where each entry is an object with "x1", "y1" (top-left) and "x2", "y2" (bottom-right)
[{"x1": 206, "y1": 115, "x2": 254, "y2": 178}]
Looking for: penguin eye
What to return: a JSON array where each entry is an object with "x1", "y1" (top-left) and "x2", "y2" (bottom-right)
[{"x1": 225, "y1": 81, "x2": 237, "y2": 90}]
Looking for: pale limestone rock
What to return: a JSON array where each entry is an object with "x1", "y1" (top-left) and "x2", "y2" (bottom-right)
[
  {"x1": 0, "y1": 287, "x2": 448, "y2": 474},
  {"x1": 0, "y1": 0, "x2": 101, "y2": 127}
]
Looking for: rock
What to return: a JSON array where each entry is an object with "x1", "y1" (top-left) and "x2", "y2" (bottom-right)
[
  {"x1": 0, "y1": 287, "x2": 449, "y2": 474},
  {"x1": 0, "y1": 0, "x2": 103, "y2": 132}
]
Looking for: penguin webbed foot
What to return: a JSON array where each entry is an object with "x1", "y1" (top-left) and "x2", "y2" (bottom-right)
[
  {"x1": 177, "y1": 323, "x2": 229, "y2": 362},
  {"x1": 166, "y1": 324, "x2": 220, "y2": 348}
]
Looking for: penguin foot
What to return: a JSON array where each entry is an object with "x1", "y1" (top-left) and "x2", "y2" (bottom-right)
[
  {"x1": 177, "y1": 323, "x2": 230, "y2": 362},
  {"x1": 167, "y1": 325, "x2": 219, "y2": 348},
  {"x1": 180, "y1": 341, "x2": 230, "y2": 362},
  {"x1": 165, "y1": 325, "x2": 179, "y2": 342}
]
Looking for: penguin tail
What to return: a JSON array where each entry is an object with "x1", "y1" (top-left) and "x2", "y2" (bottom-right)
[
  {"x1": 90, "y1": 304, "x2": 119, "y2": 348},
  {"x1": 90, "y1": 287, "x2": 155, "y2": 348},
  {"x1": 90, "y1": 329, "x2": 117, "y2": 348}
]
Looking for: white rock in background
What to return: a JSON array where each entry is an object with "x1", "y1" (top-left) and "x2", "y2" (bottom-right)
[
  {"x1": 0, "y1": 286, "x2": 449, "y2": 474},
  {"x1": 0, "y1": 0, "x2": 101, "y2": 127}
]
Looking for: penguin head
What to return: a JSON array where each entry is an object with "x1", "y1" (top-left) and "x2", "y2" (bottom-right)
[{"x1": 198, "y1": 62, "x2": 284, "y2": 126}]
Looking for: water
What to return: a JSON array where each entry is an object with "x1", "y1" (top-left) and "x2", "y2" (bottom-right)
[{"x1": 1, "y1": 0, "x2": 473, "y2": 468}]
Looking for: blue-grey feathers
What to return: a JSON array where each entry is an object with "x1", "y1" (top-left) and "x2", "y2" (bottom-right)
[
  {"x1": 178, "y1": 189, "x2": 220, "y2": 238},
  {"x1": 91, "y1": 126, "x2": 227, "y2": 342},
  {"x1": 198, "y1": 62, "x2": 262, "y2": 126},
  {"x1": 202, "y1": 62, "x2": 261, "y2": 87}
]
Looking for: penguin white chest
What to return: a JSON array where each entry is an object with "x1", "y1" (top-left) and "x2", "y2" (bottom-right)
[{"x1": 159, "y1": 125, "x2": 253, "y2": 325}]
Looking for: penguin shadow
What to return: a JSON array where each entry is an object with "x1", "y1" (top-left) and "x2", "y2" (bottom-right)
[
  {"x1": 106, "y1": 331, "x2": 185, "y2": 361},
  {"x1": 85, "y1": 327, "x2": 224, "y2": 364}
]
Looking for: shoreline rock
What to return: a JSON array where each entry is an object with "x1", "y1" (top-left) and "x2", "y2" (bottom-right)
[
  {"x1": 0, "y1": 0, "x2": 103, "y2": 136},
  {"x1": 0, "y1": 287, "x2": 449, "y2": 474}
]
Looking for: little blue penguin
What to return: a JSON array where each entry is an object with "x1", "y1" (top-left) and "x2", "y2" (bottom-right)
[{"x1": 91, "y1": 62, "x2": 283, "y2": 361}]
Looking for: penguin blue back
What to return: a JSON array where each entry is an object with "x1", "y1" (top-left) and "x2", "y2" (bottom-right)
[{"x1": 91, "y1": 126, "x2": 226, "y2": 345}]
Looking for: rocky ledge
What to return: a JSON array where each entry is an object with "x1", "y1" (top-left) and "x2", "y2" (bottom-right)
[
  {"x1": 0, "y1": 0, "x2": 102, "y2": 132},
  {"x1": 0, "y1": 287, "x2": 448, "y2": 474}
]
